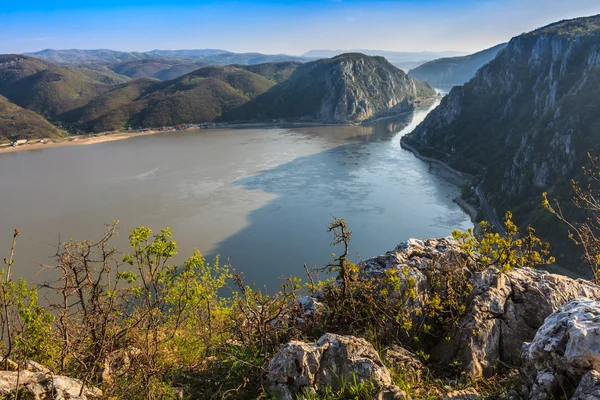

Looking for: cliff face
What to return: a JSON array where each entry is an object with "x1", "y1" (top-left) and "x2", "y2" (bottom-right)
[
  {"x1": 402, "y1": 15, "x2": 600, "y2": 262},
  {"x1": 260, "y1": 53, "x2": 436, "y2": 123},
  {"x1": 312, "y1": 54, "x2": 435, "y2": 122},
  {"x1": 408, "y1": 43, "x2": 508, "y2": 86}
]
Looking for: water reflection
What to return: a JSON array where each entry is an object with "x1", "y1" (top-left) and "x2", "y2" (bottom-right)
[{"x1": 210, "y1": 107, "x2": 471, "y2": 292}]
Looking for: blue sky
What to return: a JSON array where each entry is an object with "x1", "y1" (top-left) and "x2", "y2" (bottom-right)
[{"x1": 2, "y1": 0, "x2": 600, "y2": 55}]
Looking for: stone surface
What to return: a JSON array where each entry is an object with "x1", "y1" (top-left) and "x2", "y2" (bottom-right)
[
  {"x1": 442, "y1": 388, "x2": 480, "y2": 400},
  {"x1": 572, "y1": 370, "x2": 600, "y2": 400},
  {"x1": 523, "y1": 299, "x2": 600, "y2": 400},
  {"x1": 377, "y1": 385, "x2": 409, "y2": 400},
  {"x1": 360, "y1": 237, "x2": 600, "y2": 378},
  {"x1": 0, "y1": 370, "x2": 102, "y2": 399},
  {"x1": 267, "y1": 333, "x2": 395, "y2": 399},
  {"x1": 383, "y1": 345, "x2": 426, "y2": 383},
  {"x1": 102, "y1": 346, "x2": 142, "y2": 383}
]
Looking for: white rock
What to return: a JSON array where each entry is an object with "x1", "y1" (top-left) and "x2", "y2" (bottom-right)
[{"x1": 267, "y1": 333, "x2": 395, "y2": 399}]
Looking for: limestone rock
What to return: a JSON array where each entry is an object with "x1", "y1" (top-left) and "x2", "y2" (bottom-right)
[
  {"x1": 440, "y1": 268, "x2": 600, "y2": 377},
  {"x1": 267, "y1": 333, "x2": 395, "y2": 399},
  {"x1": 383, "y1": 345, "x2": 426, "y2": 383},
  {"x1": 442, "y1": 388, "x2": 480, "y2": 400},
  {"x1": 572, "y1": 370, "x2": 600, "y2": 400},
  {"x1": 0, "y1": 370, "x2": 101, "y2": 399},
  {"x1": 377, "y1": 385, "x2": 409, "y2": 400},
  {"x1": 523, "y1": 299, "x2": 600, "y2": 399},
  {"x1": 360, "y1": 237, "x2": 600, "y2": 378}
]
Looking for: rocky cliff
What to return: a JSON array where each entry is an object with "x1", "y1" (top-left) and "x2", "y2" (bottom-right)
[
  {"x1": 402, "y1": 15, "x2": 600, "y2": 268},
  {"x1": 268, "y1": 236, "x2": 600, "y2": 400},
  {"x1": 235, "y1": 53, "x2": 436, "y2": 123}
]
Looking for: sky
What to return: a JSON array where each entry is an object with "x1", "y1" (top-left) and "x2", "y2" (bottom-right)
[{"x1": 2, "y1": 0, "x2": 600, "y2": 55}]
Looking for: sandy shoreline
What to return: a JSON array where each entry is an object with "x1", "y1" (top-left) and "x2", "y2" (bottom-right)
[{"x1": 0, "y1": 129, "x2": 168, "y2": 154}]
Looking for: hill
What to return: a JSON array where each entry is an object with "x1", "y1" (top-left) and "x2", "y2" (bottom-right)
[
  {"x1": 26, "y1": 49, "x2": 308, "y2": 67},
  {"x1": 408, "y1": 43, "x2": 508, "y2": 86},
  {"x1": 0, "y1": 55, "x2": 112, "y2": 118},
  {"x1": 73, "y1": 55, "x2": 434, "y2": 131},
  {"x1": 24, "y1": 49, "x2": 156, "y2": 65},
  {"x1": 108, "y1": 59, "x2": 206, "y2": 80},
  {"x1": 0, "y1": 95, "x2": 62, "y2": 142},
  {"x1": 0, "y1": 53, "x2": 434, "y2": 136},
  {"x1": 228, "y1": 53, "x2": 436, "y2": 122},
  {"x1": 71, "y1": 65, "x2": 283, "y2": 132},
  {"x1": 402, "y1": 15, "x2": 600, "y2": 271}
]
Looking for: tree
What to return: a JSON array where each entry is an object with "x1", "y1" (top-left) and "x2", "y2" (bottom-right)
[{"x1": 544, "y1": 153, "x2": 600, "y2": 284}]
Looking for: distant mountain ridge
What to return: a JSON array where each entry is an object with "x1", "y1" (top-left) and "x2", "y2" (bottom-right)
[
  {"x1": 302, "y1": 49, "x2": 468, "y2": 71},
  {"x1": 24, "y1": 49, "x2": 310, "y2": 82},
  {"x1": 0, "y1": 53, "x2": 435, "y2": 140},
  {"x1": 408, "y1": 43, "x2": 508, "y2": 86},
  {"x1": 25, "y1": 49, "x2": 307, "y2": 66}
]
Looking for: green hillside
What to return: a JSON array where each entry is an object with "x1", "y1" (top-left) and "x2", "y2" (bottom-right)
[
  {"x1": 0, "y1": 55, "x2": 112, "y2": 118},
  {"x1": 0, "y1": 95, "x2": 62, "y2": 142}
]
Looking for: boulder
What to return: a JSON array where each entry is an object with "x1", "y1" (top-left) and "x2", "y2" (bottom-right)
[
  {"x1": 0, "y1": 370, "x2": 102, "y2": 399},
  {"x1": 523, "y1": 299, "x2": 600, "y2": 399},
  {"x1": 383, "y1": 345, "x2": 426, "y2": 383},
  {"x1": 571, "y1": 370, "x2": 600, "y2": 400},
  {"x1": 377, "y1": 385, "x2": 409, "y2": 400},
  {"x1": 267, "y1": 333, "x2": 396, "y2": 399},
  {"x1": 360, "y1": 237, "x2": 600, "y2": 378}
]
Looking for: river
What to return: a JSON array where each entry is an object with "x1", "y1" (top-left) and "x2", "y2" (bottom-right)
[{"x1": 0, "y1": 98, "x2": 472, "y2": 292}]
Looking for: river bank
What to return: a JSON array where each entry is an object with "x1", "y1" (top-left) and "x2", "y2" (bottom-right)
[
  {"x1": 0, "y1": 112, "x2": 426, "y2": 154},
  {"x1": 399, "y1": 140, "x2": 480, "y2": 226},
  {"x1": 0, "y1": 129, "x2": 166, "y2": 154}
]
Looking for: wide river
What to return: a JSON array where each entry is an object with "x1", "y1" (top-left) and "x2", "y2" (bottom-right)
[{"x1": 0, "y1": 99, "x2": 471, "y2": 292}]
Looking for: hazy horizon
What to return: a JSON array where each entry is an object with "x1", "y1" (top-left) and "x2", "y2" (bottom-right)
[{"x1": 3, "y1": 0, "x2": 600, "y2": 56}]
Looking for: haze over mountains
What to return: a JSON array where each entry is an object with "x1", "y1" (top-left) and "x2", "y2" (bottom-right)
[
  {"x1": 408, "y1": 43, "x2": 509, "y2": 86},
  {"x1": 302, "y1": 49, "x2": 468, "y2": 71}
]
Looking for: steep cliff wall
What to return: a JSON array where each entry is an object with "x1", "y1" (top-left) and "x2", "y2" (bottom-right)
[{"x1": 402, "y1": 15, "x2": 600, "y2": 270}]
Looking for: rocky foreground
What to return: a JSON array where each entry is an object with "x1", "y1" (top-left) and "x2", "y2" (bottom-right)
[
  {"x1": 267, "y1": 238, "x2": 600, "y2": 399},
  {"x1": 1, "y1": 237, "x2": 598, "y2": 399}
]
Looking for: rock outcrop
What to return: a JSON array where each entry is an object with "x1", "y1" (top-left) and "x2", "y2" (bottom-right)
[
  {"x1": 0, "y1": 370, "x2": 102, "y2": 399},
  {"x1": 267, "y1": 333, "x2": 399, "y2": 399},
  {"x1": 260, "y1": 53, "x2": 436, "y2": 123},
  {"x1": 523, "y1": 299, "x2": 600, "y2": 399},
  {"x1": 361, "y1": 237, "x2": 600, "y2": 378}
]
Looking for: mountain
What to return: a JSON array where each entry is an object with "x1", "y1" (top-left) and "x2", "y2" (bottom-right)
[
  {"x1": 25, "y1": 49, "x2": 309, "y2": 81},
  {"x1": 228, "y1": 53, "x2": 436, "y2": 123},
  {"x1": 302, "y1": 49, "x2": 468, "y2": 68},
  {"x1": 69, "y1": 63, "x2": 296, "y2": 132},
  {"x1": 0, "y1": 55, "x2": 113, "y2": 118},
  {"x1": 146, "y1": 49, "x2": 231, "y2": 57},
  {"x1": 402, "y1": 15, "x2": 600, "y2": 271},
  {"x1": 0, "y1": 53, "x2": 433, "y2": 137},
  {"x1": 24, "y1": 49, "x2": 156, "y2": 65},
  {"x1": 408, "y1": 43, "x2": 508, "y2": 86},
  {"x1": 108, "y1": 59, "x2": 206, "y2": 80},
  {"x1": 26, "y1": 49, "x2": 308, "y2": 67},
  {"x1": 0, "y1": 95, "x2": 61, "y2": 142}
]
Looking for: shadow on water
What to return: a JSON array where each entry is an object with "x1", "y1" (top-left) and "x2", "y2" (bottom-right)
[{"x1": 208, "y1": 112, "x2": 472, "y2": 293}]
